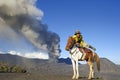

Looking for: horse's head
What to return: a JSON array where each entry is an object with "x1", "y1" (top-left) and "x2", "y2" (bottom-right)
[{"x1": 65, "y1": 36, "x2": 75, "y2": 51}]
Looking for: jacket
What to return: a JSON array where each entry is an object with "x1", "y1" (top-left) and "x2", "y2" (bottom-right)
[{"x1": 72, "y1": 35, "x2": 84, "y2": 47}]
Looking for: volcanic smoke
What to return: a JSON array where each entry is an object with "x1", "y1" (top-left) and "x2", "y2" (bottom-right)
[{"x1": 0, "y1": 0, "x2": 61, "y2": 59}]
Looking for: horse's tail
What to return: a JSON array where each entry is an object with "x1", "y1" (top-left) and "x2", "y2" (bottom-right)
[{"x1": 94, "y1": 53, "x2": 100, "y2": 71}]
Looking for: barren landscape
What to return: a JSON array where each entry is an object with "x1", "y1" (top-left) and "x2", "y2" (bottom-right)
[{"x1": 0, "y1": 54, "x2": 120, "y2": 80}]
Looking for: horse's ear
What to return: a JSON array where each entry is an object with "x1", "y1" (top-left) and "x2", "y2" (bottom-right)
[{"x1": 68, "y1": 36, "x2": 72, "y2": 39}]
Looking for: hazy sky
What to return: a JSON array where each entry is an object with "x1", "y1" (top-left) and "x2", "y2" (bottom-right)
[{"x1": 36, "y1": 0, "x2": 120, "y2": 64}]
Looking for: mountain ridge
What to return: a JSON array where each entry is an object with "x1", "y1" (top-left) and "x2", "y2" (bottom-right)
[{"x1": 0, "y1": 53, "x2": 120, "y2": 73}]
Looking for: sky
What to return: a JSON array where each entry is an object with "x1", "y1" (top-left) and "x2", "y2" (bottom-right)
[{"x1": 36, "y1": 0, "x2": 120, "y2": 64}]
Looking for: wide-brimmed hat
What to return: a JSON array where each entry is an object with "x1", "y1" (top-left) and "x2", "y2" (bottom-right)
[{"x1": 74, "y1": 30, "x2": 81, "y2": 35}]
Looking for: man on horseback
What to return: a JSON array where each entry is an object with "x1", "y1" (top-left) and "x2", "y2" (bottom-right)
[
  {"x1": 72, "y1": 30, "x2": 96, "y2": 60},
  {"x1": 65, "y1": 30, "x2": 100, "y2": 80}
]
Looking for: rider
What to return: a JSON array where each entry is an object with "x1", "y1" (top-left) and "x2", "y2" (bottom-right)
[{"x1": 72, "y1": 30, "x2": 96, "y2": 60}]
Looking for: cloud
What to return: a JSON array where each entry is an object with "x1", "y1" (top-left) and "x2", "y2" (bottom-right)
[
  {"x1": 0, "y1": 0, "x2": 43, "y2": 19},
  {"x1": 9, "y1": 51, "x2": 49, "y2": 59}
]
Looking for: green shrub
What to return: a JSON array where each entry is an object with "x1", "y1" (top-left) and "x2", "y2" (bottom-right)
[
  {"x1": 10, "y1": 65, "x2": 26, "y2": 73},
  {"x1": 0, "y1": 62, "x2": 9, "y2": 73},
  {"x1": 0, "y1": 62, "x2": 26, "y2": 73}
]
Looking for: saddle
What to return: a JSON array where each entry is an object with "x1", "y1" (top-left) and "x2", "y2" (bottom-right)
[
  {"x1": 79, "y1": 47, "x2": 92, "y2": 54},
  {"x1": 79, "y1": 47, "x2": 93, "y2": 61}
]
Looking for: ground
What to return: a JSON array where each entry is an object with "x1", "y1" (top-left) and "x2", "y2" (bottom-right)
[{"x1": 0, "y1": 73, "x2": 103, "y2": 80}]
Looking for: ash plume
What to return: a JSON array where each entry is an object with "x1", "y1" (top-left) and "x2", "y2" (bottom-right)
[{"x1": 0, "y1": 0, "x2": 61, "y2": 59}]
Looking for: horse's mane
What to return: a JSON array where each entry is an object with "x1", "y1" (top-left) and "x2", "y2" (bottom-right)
[{"x1": 68, "y1": 36, "x2": 73, "y2": 40}]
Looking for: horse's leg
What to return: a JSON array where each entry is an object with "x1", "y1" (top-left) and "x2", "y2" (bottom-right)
[
  {"x1": 87, "y1": 61, "x2": 94, "y2": 79},
  {"x1": 91, "y1": 62, "x2": 94, "y2": 78},
  {"x1": 75, "y1": 60, "x2": 79, "y2": 79},
  {"x1": 71, "y1": 59, "x2": 76, "y2": 79}
]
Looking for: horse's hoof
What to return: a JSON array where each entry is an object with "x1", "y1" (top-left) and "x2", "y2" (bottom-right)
[
  {"x1": 88, "y1": 78, "x2": 92, "y2": 80},
  {"x1": 72, "y1": 77, "x2": 75, "y2": 80},
  {"x1": 75, "y1": 76, "x2": 79, "y2": 80},
  {"x1": 72, "y1": 78, "x2": 76, "y2": 80}
]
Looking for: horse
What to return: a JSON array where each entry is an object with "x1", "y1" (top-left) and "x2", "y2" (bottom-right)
[{"x1": 65, "y1": 36, "x2": 100, "y2": 80}]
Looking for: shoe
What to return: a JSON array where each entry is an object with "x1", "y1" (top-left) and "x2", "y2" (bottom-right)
[{"x1": 93, "y1": 47, "x2": 96, "y2": 51}]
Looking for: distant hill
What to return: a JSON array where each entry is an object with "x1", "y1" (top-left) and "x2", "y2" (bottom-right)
[
  {"x1": 117, "y1": 65, "x2": 120, "y2": 68},
  {"x1": 57, "y1": 57, "x2": 72, "y2": 65},
  {"x1": 0, "y1": 53, "x2": 120, "y2": 73},
  {"x1": 0, "y1": 54, "x2": 48, "y2": 68},
  {"x1": 99, "y1": 58, "x2": 120, "y2": 72}
]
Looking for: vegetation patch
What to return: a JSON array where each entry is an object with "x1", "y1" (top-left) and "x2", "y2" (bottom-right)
[{"x1": 0, "y1": 61, "x2": 26, "y2": 73}]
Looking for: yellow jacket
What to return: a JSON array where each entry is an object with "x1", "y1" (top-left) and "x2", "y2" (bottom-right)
[{"x1": 72, "y1": 35, "x2": 84, "y2": 47}]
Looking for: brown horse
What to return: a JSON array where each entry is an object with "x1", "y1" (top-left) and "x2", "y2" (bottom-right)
[{"x1": 65, "y1": 36, "x2": 100, "y2": 79}]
